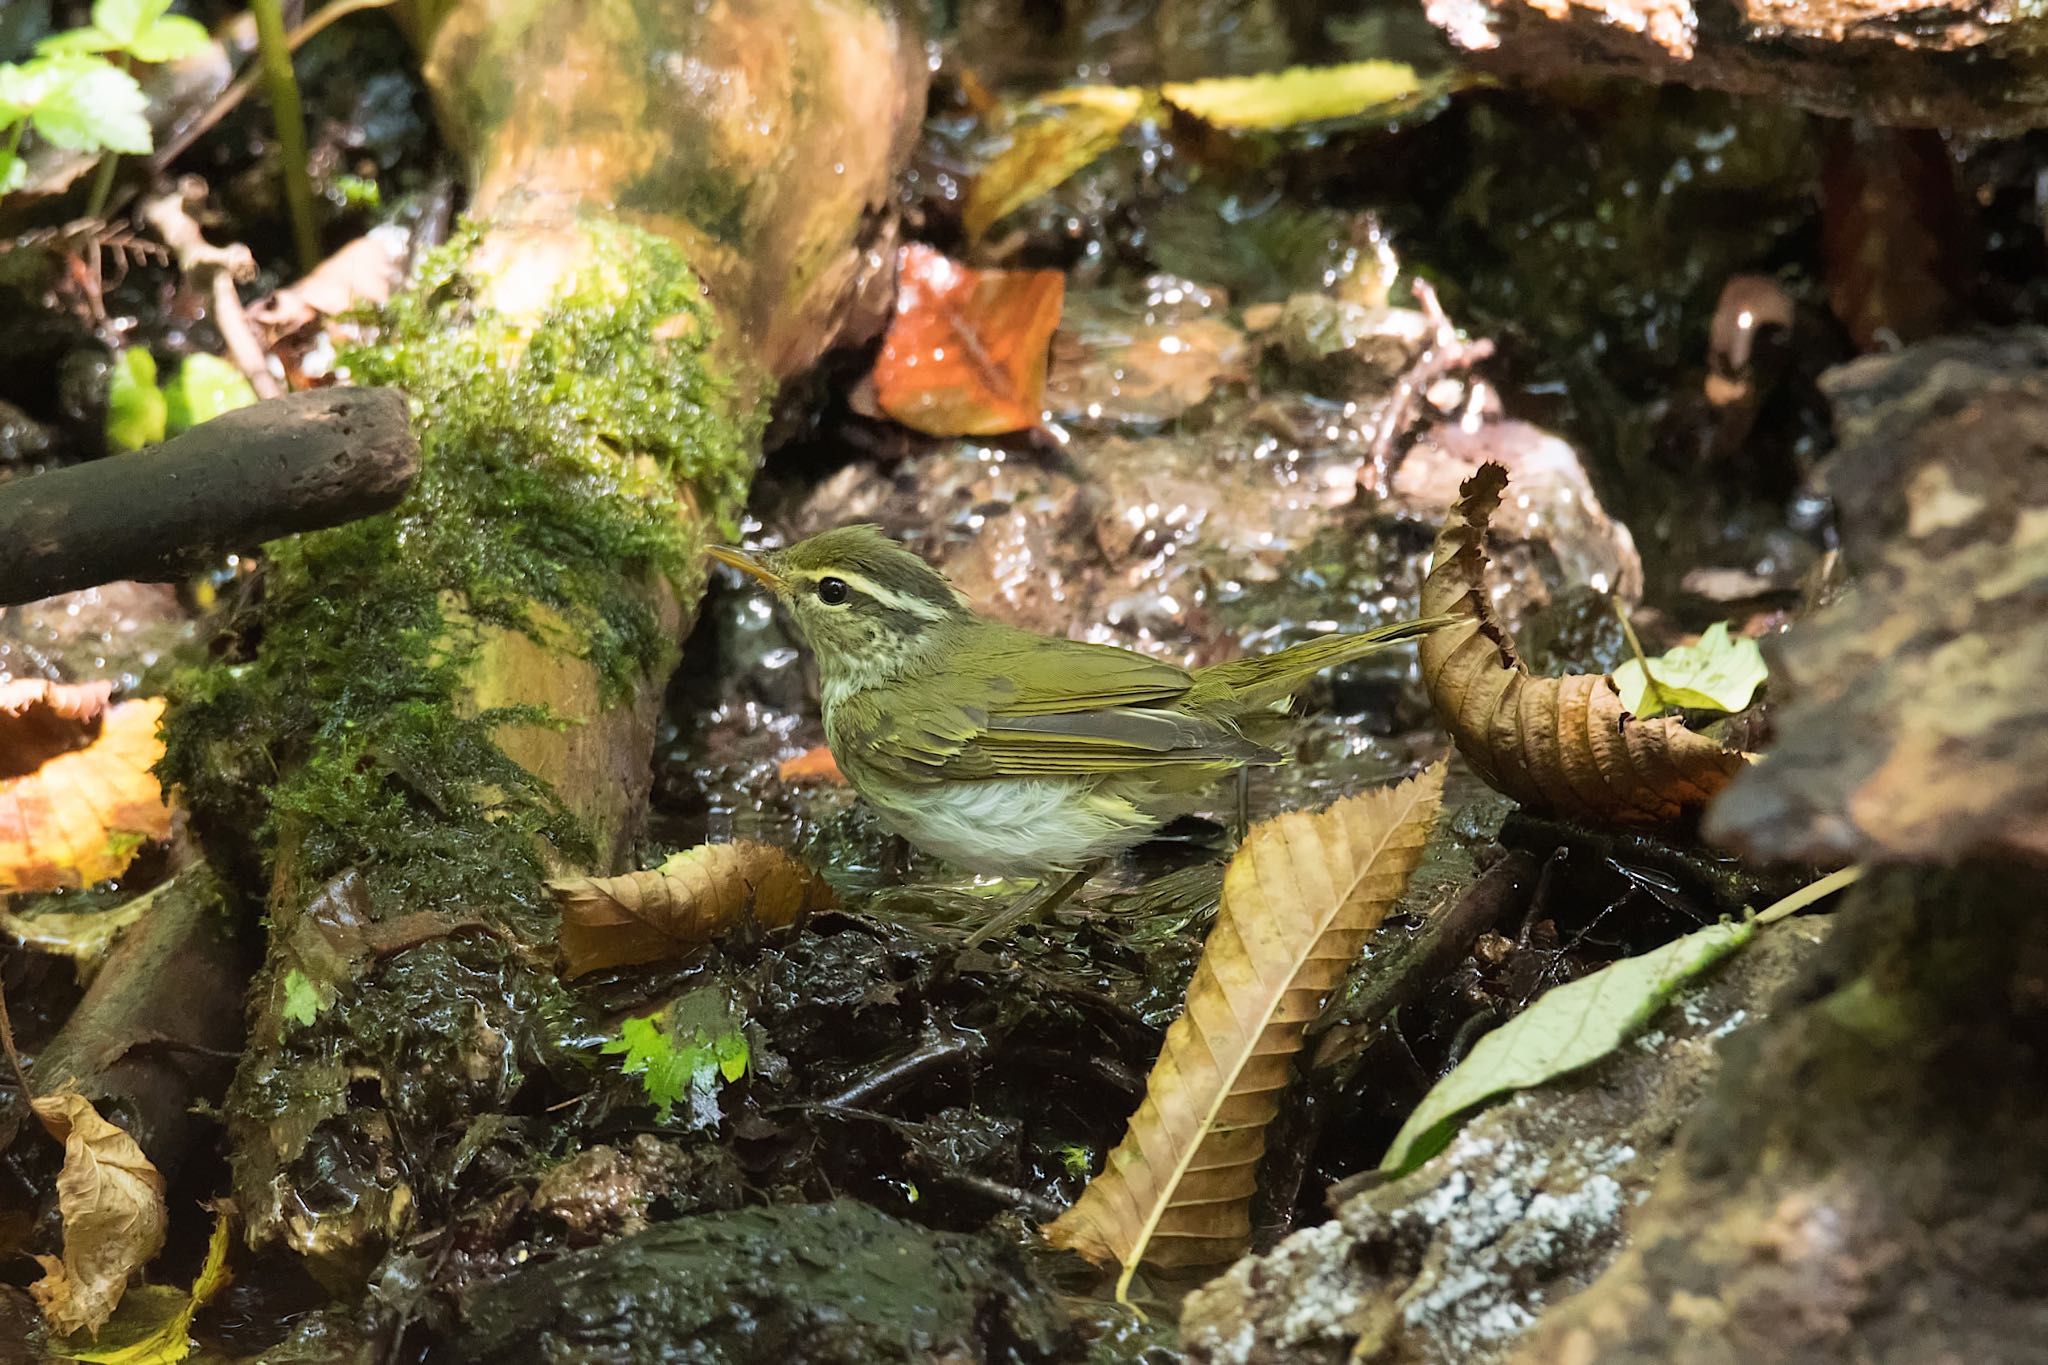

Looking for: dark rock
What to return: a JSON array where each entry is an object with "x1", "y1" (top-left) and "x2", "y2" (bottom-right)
[{"x1": 453, "y1": 1199, "x2": 1072, "y2": 1364}]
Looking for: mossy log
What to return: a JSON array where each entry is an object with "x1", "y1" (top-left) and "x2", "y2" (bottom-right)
[{"x1": 158, "y1": 0, "x2": 925, "y2": 1268}]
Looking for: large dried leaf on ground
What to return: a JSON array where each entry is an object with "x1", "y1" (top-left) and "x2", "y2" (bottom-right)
[
  {"x1": 1419, "y1": 464, "x2": 1744, "y2": 827},
  {"x1": 551, "y1": 841, "x2": 837, "y2": 977},
  {"x1": 52, "y1": 1204, "x2": 232, "y2": 1364},
  {"x1": 29, "y1": 1090, "x2": 168, "y2": 1337},
  {"x1": 1044, "y1": 763, "x2": 1445, "y2": 1297},
  {"x1": 871, "y1": 243, "x2": 1065, "y2": 437},
  {"x1": 963, "y1": 86, "x2": 1145, "y2": 244},
  {"x1": 0, "y1": 681, "x2": 173, "y2": 893}
]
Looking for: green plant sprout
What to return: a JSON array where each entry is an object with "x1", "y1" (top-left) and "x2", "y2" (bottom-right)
[
  {"x1": 250, "y1": 0, "x2": 320, "y2": 271},
  {"x1": 0, "y1": 0, "x2": 208, "y2": 207}
]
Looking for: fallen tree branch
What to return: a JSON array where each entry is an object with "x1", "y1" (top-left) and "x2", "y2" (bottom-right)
[{"x1": 0, "y1": 387, "x2": 419, "y2": 607}]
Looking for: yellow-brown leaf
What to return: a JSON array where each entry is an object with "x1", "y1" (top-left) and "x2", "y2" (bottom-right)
[
  {"x1": 1044, "y1": 763, "x2": 1445, "y2": 1295},
  {"x1": 28, "y1": 1091, "x2": 168, "y2": 1338},
  {"x1": 550, "y1": 841, "x2": 836, "y2": 977},
  {"x1": 1418, "y1": 464, "x2": 1744, "y2": 827},
  {"x1": 0, "y1": 683, "x2": 174, "y2": 894}
]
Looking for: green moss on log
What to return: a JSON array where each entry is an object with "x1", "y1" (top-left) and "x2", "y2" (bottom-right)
[
  {"x1": 162, "y1": 219, "x2": 760, "y2": 920},
  {"x1": 155, "y1": 219, "x2": 765, "y2": 1254}
]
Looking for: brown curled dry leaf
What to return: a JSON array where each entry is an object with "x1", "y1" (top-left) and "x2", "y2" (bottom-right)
[
  {"x1": 29, "y1": 1090, "x2": 169, "y2": 1338},
  {"x1": 550, "y1": 841, "x2": 837, "y2": 977},
  {"x1": 1418, "y1": 463, "x2": 1745, "y2": 828},
  {"x1": 1044, "y1": 762, "x2": 1444, "y2": 1299}
]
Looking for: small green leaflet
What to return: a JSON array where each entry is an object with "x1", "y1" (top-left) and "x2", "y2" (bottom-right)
[
  {"x1": 601, "y1": 1002, "x2": 750, "y2": 1127},
  {"x1": 106, "y1": 347, "x2": 167, "y2": 451},
  {"x1": 165, "y1": 353, "x2": 258, "y2": 434},
  {"x1": 1612, "y1": 621, "x2": 1767, "y2": 719},
  {"x1": 0, "y1": 55, "x2": 151, "y2": 154},
  {"x1": 281, "y1": 968, "x2": 322, "y2": 1028},
  {"x1": 1379, "y1": 919, "x2": 1757, "y2": 1176},
  {"x1": 39, "y1": 0, "x2": 211, "y2": 65}
]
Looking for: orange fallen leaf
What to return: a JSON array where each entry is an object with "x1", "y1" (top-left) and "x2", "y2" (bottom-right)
[
  {"x1": 872, "y1": 243, "x2": 1065, "y2": 437},
  {"x1": 0, "y1": 682, "x2": 173, "y2": 893},
  {"x1": 776, "y1": 745, "x2": 845, "y2": 786}
]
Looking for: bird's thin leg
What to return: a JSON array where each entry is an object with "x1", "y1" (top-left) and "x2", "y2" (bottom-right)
[
  {"x1": 1234, "y1": 765, "x2": 1251, "y2": 842},
  {"x1": 963, "y1": 863, "x2": 1096, "y2": 949}
]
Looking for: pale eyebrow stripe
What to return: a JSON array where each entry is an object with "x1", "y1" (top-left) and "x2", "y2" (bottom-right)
[{"x1": 793, "y1": 568, "x2": 950, "y2": 622}]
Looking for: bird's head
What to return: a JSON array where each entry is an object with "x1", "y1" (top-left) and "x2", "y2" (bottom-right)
[{"x1": 707, "y1": 525, "x2": 971, "y2": 686}]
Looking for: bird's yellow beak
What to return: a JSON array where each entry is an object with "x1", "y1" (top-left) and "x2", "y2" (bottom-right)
[{"x1": 706, "y1": 544, "x2": 787, "y2": 592}]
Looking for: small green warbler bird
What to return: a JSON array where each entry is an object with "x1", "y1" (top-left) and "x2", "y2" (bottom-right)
[{"x1": 708, "y1": 527, "x2": 1453, "y2": 892}]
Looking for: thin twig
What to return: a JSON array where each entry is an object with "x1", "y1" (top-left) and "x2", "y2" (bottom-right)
[
  {"x1": 140, "y1": 181, "x2": 284, "y2": 398},
  {"x1": 0, "y1": 972, "x2": 33, "y2": 1099},
  {"x1": 1363, "y1": 276, "x2": 1495, "y2": 498},
  {"x1": 1754, "y1": 864, "x2": 1865, "y2": 926},
  {"x1": 149, "y1": 0, "x2": 402, "y2": 175}
]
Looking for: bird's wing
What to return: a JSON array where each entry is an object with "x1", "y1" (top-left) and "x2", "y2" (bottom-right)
[{"x1": 834, "y1": 631, "x2": 1280, "y2": 784}]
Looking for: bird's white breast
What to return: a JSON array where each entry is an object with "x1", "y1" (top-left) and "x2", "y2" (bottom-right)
[{"x1": 861, "y1": 776, "x2": 1157, "y2": 877}]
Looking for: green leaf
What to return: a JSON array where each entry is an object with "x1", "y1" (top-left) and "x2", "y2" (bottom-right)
[
  {"x1": 165, "y1": 353, "x2": 257, "y2": 434},
  {"x1": 712, "y1": 1029, "x2": 749, "y2": 1083},
  {"x1": 600, "y1": 1001, "x2": 748, "y2": 1128},
  {"x1": 1612, "y1": 621, "x2": 1769, "y2": 719},
  {"x1": 1380, "y1": 919, "x2": 1757, "y2": 1176},
  {"x1": 1160, "y1": 61, "x2": 1438, "y2": 130},
  {"x1": 280, "y1": 967, "x2": 321, "y2": 1028},
  {"x1": 106, "y1": 347, "x2": 167, "y2": 451},
  {"x1": 35, "y1": 29, "x2": 123, "y2": 55},
  {"x1": 963, "y1": 86, "x2": 1146, "y2": 244},
  {"x1": 24, "y1": 55, "x2": 152, "y2": 154}
]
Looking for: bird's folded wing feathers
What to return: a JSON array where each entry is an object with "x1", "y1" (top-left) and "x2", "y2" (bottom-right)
[{"x1": 833, "y1": 629, "x2": 1284, "y2": 783}]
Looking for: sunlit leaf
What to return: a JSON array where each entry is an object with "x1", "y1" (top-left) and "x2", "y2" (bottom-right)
[
  {"x1": 963, "y1": 86, "x2": 1145, "y2": 244},
  {"x1": 1160, "y1": 61, "x2": 1436, "y2": 130},
  {"x1": 1045, "y1": 764, "x2": 1445, "y2": 1299},
  {"x1": 1418, "y1": 463, "x2": 1746, "y2": 828},
  {"x1": 105, "y1": 348, "x2": 167, "y2": 452},
  {"x1": 871, "y1": 243, "x2": 1065, "y2": 437},
  {"x1": 21, "y1": 56, "x2": 151, "y2": 154},
  {"x1": 1612, "y1": 621, "x2": 1768, "y2": 719},
  {"x1": 550, "y1": 840, "x2": 836, "y2": 977},
  {"x1": 53, "y1": 1206, "x2": 232, "y2": 1364},
  {"x1": 0, "y1": 681, "x2": 174, "y2": 894},
  {"x1": 29, "y1": 1090, "x2": 168, "y2": 1338},
  {"x1": 90, "y1": 0, "x2": 210, "y2": 65},
  {"x1": 1380, "y1": 920, "x2": 1757, "y2": 1176},
  {"x1": 164, "y1": 353, "x2": 258, "y2": 435}
]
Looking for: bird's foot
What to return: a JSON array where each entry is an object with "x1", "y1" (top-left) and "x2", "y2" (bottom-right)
[{"x1": 961, "y1": 864, "x2": 1095, "y2": 949}]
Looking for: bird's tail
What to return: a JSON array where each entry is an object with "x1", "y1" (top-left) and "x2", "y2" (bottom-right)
[{"x1": 1192, "y1": 615, "x2": 1461, "y2": 710}]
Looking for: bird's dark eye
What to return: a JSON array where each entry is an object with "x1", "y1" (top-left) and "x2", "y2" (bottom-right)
[{"x1": 815, "y1": 576, "x2": 851, "y2": 606}]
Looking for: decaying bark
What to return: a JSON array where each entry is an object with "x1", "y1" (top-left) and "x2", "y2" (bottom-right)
[
  {"x1": 156, "y1": 0, "x2": 927, "y2": 1271},
  {"x1": 0, "y1": 389, "x2": 418, "y2": 607},
  {"x1": 1426, "y1": 0, "x2": 2048, "y2": 132},
  {"x1": 1509, "y1": 334, "x2": 2048, "y2": 1359}
]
